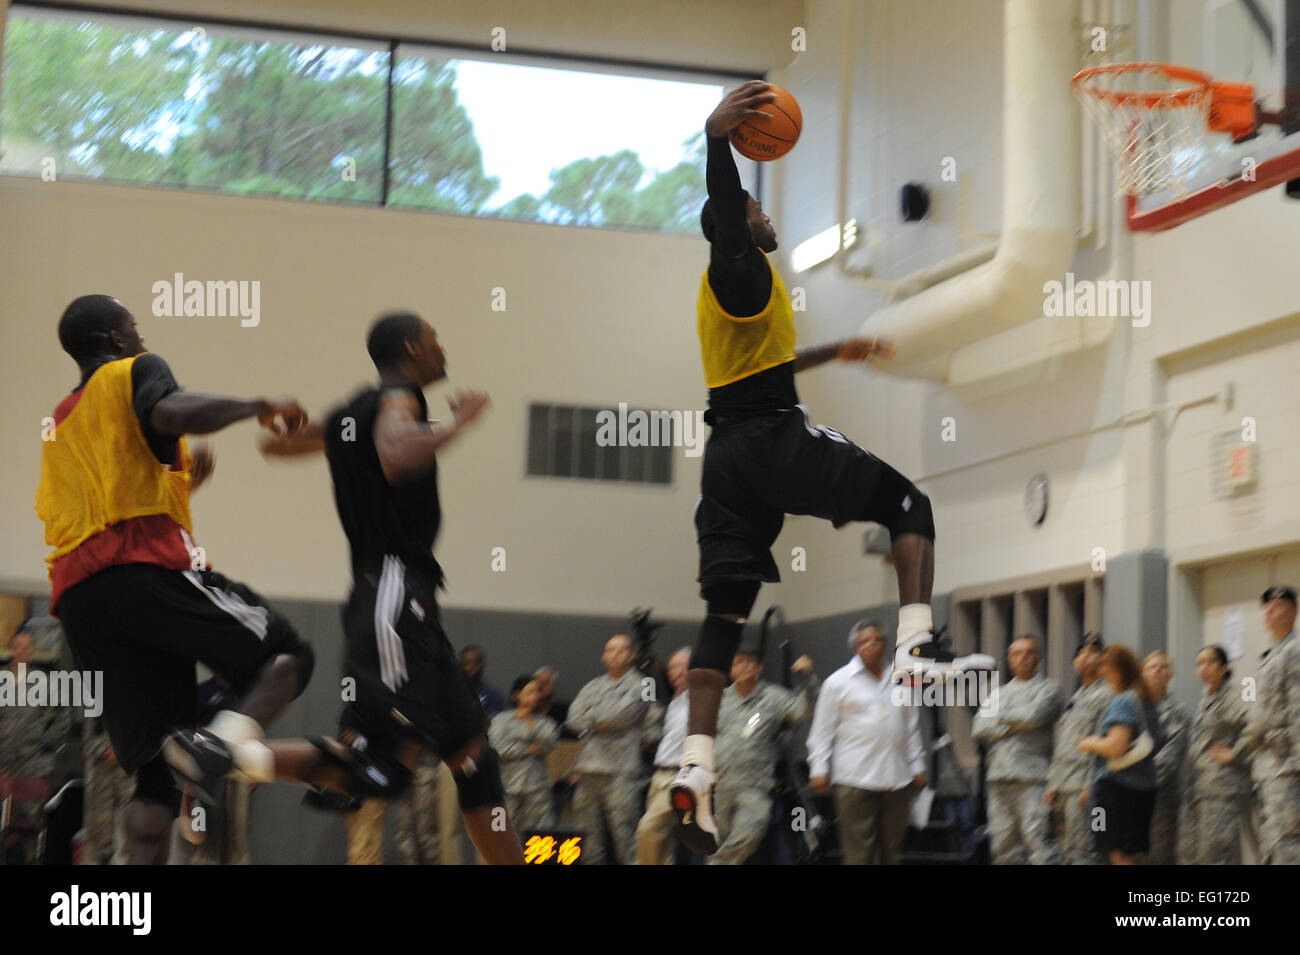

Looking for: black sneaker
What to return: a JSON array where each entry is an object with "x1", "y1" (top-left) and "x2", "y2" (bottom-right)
[{"x1": 163, "y1": 728, "x2": 233, "y2": 804}]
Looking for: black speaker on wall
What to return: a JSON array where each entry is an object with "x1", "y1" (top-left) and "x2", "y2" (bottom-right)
[{"x1": 900, "y1": 182, "x2": 930, "y2": 221}]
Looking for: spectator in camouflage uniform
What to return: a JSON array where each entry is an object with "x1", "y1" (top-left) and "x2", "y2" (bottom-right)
[
  {"x1": 0, "y1": 629, "x2": 72, "y2": 864},
  {"x1": 81, "y1": 718, "x2": 133, "y2": 864},
  {"x1": 392, "y1": 751, "x2": 442, "y2": 864},
  {"x1": 1237, "y1": 586, "x2": 1300, "y2": 865},
  {"x1": 566, "y1": 634, "x2": 649, "y2": 865},
  {"x1": 0, "y1": 630, "x2": 70, "y2": 779},
  {"x1": 1045, "y1": 633, "x2": 1112, "y2": 864},
  {"x1": 1181, "y1": 645, "x2": 1251, "y2": 865},
  {"x1": 709, "y1": 645, "x2": 818, "y2": 865},
  {"x1": 972, "y1": 635, "x2": 1063, "y2": 865},
  {"x1": 490, "y1": 677, "x2": 559, "y2": 836},
  {"x1": 1141, "y1": 650, "x2": 1188, "y2": 864}
]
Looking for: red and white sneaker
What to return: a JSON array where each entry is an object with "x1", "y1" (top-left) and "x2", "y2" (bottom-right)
[{"x1": 670, "y1": 763, "x2": 719, "y2": 855}]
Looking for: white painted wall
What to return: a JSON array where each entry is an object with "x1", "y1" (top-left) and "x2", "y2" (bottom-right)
[
  {"x1": 0, "y1": 176, "x2": 717, "y2": 616},
  {"x1": 764, "y1": 0, "x2": 1141, "y2": 620}
]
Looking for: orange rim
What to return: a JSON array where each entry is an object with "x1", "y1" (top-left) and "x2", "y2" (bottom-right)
[{"x1": 1071, "y1": 62, "x2": 1212, "y2": 109}]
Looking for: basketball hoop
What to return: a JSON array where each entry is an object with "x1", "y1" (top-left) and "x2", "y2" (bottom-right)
[{"x1": 1072, "y1": 62, "x2": 1257, "y2": 197}]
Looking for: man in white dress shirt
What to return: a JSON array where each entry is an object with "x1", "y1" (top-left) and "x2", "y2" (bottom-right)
[
  {"x1": 636, "y1": 648, "x2": 693, "y2": 865},
  {"x1": 807, "y1": 621, "x2": 927, "y2": 864}
]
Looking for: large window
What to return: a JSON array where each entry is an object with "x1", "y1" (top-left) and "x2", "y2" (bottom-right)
[{"x1": 0, "y1": 5, "x2": 757, "y2": 231}]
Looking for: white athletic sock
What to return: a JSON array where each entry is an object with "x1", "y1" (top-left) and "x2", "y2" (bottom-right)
[
  {"x1": 205, "y1": 709, "x2": 264, "y2": 746},
  {"x1": 230, "y1": 740, "x2": 275, "y2": 783},
  {"x1": 898, "y1": 604, "x2": 933, "y2": 644},
  {"x1": 682, "y1": 734, "x2": 715, "y2": 772}
]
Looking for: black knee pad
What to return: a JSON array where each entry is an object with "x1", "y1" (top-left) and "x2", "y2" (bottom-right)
[
  {"x1": 693, "y1": 612, "x2": 748, "y2": 674},
  {"x1": 704, "y1": 580, "x2": 760, "y2": 616},
  {"x1": 310, "y1": 736, "x2": 413, "y2": 799},
  {"x1": 885, "y1": 482, "x2": 936, "y2": 542},
  {"x1": 453, "y1": 744, "x2": 506, "y2": 811},
  {"x1": 135, "y1": 755, "x2": 183, "y2": 817}
]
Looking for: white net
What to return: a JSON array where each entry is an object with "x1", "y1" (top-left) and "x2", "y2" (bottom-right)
[{"x1": 1074, "y1": 65, "x2": 1213, "y2": 197}]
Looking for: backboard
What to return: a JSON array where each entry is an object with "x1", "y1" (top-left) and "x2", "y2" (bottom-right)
[{"x1": 1124, "y1": 0, "x2": 1300, "y2": 230}]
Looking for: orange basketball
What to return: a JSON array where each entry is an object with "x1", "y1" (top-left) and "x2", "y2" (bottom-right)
[{"x1": 729, "y1": 85, "x2": 802, "y2": 161}]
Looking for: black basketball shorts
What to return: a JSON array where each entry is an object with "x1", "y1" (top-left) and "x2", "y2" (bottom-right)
[
  {"x1": 695, "y1": 404, "x2": 925, "y2": 594},
  {"x1": 337, "y1": 555, "x2": 488, "y2": 761}
]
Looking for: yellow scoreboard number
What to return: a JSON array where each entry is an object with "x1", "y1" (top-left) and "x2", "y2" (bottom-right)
[{"x1": 524, "y1": 833, "x2": 583, "y2": 865}]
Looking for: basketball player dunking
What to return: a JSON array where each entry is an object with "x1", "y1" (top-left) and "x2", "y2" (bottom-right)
[
  {"x1": 671, "y1": 82, "x2": 995, "y2": 854},
  {"x1": 164, "y1": 312, "x2": 525, "y2": 864},
  {"x1": 37, "y1": 295, "x2": 317, "y2": 863}
]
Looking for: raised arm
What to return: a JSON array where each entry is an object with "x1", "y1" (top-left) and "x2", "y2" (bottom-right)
[
  {"x1": 776, "y1": 657, "x2": 820, "y2": 726},
  {"x1": 374, "y1": 387, "x2": 489, "y2": 486},
  {"x1": 704, "y1": 82, "x2": 774, "y2": 259}
]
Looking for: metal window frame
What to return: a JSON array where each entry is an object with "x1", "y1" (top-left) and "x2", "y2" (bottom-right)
[{"x1": 6, "y1": 1, "x2": 763, "y2": 214}]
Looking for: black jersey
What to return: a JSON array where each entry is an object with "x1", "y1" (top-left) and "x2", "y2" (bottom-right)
[{"x1": 326, "y1": 384, "x2": 443, "y2": 587}]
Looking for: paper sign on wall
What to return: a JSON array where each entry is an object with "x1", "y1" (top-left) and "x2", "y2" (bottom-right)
[{"x1": 1222, "y1": 606, "x2": 1246, "y2": 662}]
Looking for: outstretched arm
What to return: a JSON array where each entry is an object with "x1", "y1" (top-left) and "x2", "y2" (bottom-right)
[
  {"x1": 260, "y1": 421, "x2": 328, "y2": 457},
  {"x1": 152, "y1": 392, "x2": 305, "y2": 437},
  {"x1": 794, "y1": 337, "x2": 896, "y2": 373},
  {"x1": 374, "y1": 387, "x2": 490, "y2": 486}
]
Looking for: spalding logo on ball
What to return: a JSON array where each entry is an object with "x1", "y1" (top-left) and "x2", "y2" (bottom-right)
[{"x1": 729, "y1": 85, "x2": 802, "y2": 162}]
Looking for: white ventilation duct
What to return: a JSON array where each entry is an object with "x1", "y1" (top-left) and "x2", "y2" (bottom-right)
[{"x1": 855, "y1": 0, "x2": 1080, "y2": 381}]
